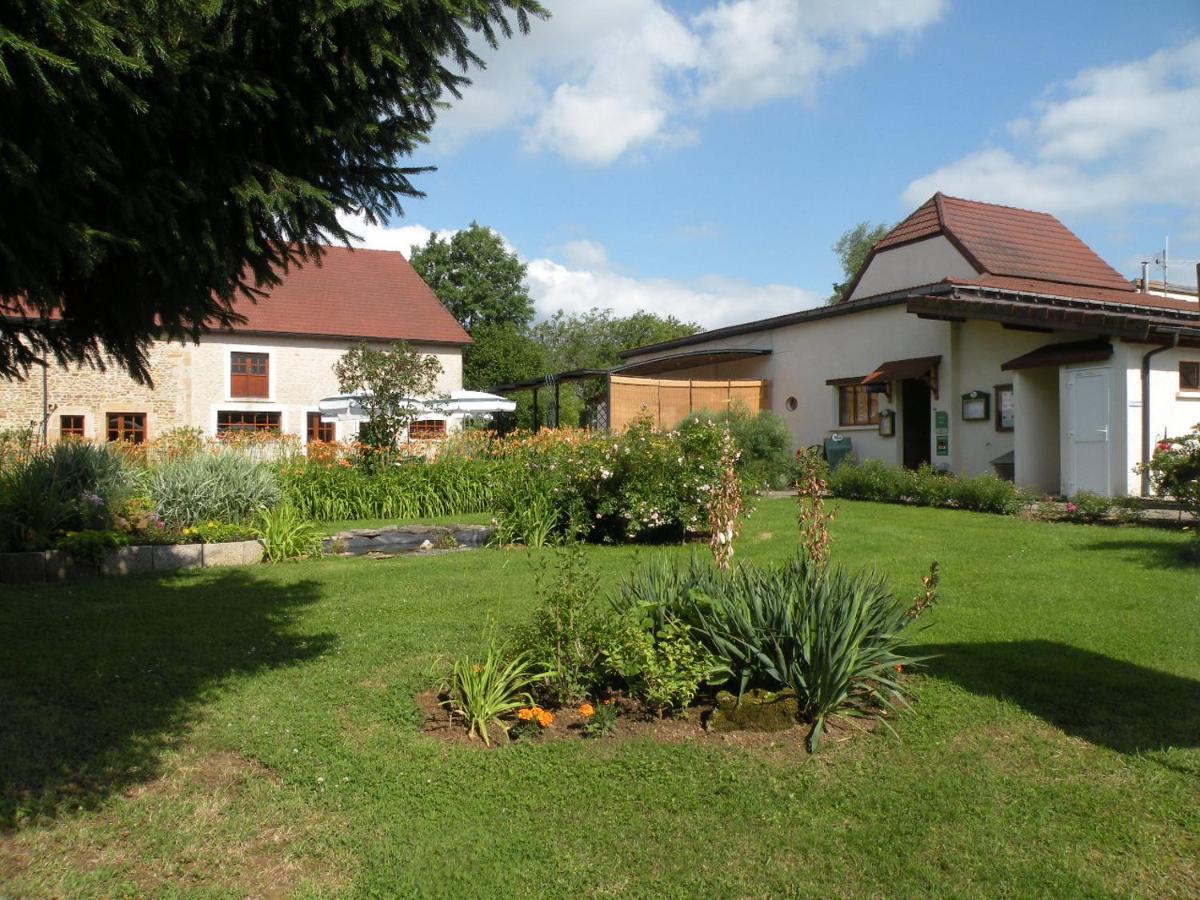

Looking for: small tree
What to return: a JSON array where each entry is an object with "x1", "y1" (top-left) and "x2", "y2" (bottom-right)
[{"x1": 333, "y1": 341, "x2": 443, "y2": 449}]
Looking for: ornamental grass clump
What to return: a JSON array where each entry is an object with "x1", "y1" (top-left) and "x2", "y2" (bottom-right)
[
  {"x1": 443, "y1": 637, "x2": 547, "y2": 746},
  {"x1": 148, "y1": 450, "x2": 281, "y2": 526}
]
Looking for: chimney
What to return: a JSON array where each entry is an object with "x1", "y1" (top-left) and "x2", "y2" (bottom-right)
[{"x1": 1140, "y1": 261, "x2": 1150, "y2": 293}]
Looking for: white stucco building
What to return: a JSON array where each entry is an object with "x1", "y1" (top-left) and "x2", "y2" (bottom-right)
[
  {"x1": 620, "y1": 194, "x2": 1200, "y2": 497},
  {"x1": 0, "y1": 247, "x2": 469, "y2": 444}
]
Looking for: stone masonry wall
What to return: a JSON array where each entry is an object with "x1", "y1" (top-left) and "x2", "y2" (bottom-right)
[{"x1": 0, "y1": 342, "x2": 191, "y2": 441}]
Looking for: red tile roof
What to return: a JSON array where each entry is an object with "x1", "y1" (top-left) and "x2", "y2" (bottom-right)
[
  {"x1": 214, "y1": 246, "x2": 470, "y2": 345},
  {"x1": 871, "y1": 193, "x2": 1134, "y2": 293}
]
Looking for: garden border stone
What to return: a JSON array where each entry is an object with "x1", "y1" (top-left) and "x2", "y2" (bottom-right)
[{"x1": 0, "y1": 538, "x2": 267, "y2": 584}]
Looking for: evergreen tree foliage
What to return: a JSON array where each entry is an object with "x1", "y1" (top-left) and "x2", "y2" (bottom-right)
[{"x1": 0, "y1": 0, "x2": 545, "y2": 382}]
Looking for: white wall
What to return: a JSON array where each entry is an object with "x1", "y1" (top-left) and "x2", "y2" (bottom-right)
[
  {"x1": 187, "y1": 334, "x2": 463, "y2": 441},
  {"x1": 1012, "y1": 368, "x2": 1060, "y2": 494},
  {"x1": 848, "y1": 236, "x2": 978, "y2": 301},
  {"x1": 944, "y1": 321, "x2": 1051, "y2": 477},
  {"x1": 1114, "y1": 341, "x2": 1200, "y2": 495}
]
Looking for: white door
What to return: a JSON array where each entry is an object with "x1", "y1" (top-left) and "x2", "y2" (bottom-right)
[{"x1": 1066, "y1": 367, "x2": 1111, "y2": 496}]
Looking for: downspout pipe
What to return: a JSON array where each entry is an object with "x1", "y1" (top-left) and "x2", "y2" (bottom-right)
[{"x1": 1141, "y1": 331, "x2": 1180, "y2": 496}]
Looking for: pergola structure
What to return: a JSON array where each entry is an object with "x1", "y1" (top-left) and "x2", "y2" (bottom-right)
[{"x1": 491, "y1": 348, "x2": 772, "y2": 431}]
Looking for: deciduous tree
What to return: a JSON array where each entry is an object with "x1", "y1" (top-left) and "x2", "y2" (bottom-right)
[
  {"x1": 828, "y1": 221, "x2": 891, "y2": 304},
  {"x1": 333, "y1": 341, "x2": 443, "y2": 448}
]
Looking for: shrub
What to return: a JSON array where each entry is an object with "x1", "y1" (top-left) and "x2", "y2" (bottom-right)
[
  {"x1": 517, "y1": 546, "x2": 606, "y2": 705},
  {"x1": 1064, "y1": 491, "x2": 1112, "y2": 524},
  {"x1": 491, "y1": 416, "x2": 739, "y2": 544},
  {"x1": 443, "y1": 636, "x2": 546, "y2": 746},
  {"x1": 679, "y1": 405, "x2": 794, "y2": 489},
  {"x1": 828, "y1": 460, "x2": 1025, "y2": 515},
  {"x1": 600, "y1": 618, "x2": 717, "y2": 715},
  {"x1": 1139, "y1": 425, "x2": 1200, "y2": 517},
  {"x1": 148, "y1": 451, "x2": 281, "y2": 526},
  {"x1": 0, "y1": 442, "x2": 129, "y2": 551},
  {"x1": 56, "y1": 529, "x2": 129, "y2": 566},
  {"x1": 255, "y1": 505, "x2": 323, "y2": 561}
]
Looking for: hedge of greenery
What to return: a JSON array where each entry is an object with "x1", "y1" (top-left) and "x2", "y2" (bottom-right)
[{"x1": 827, "y1": 459, "x2": 1026, "y2": 515}]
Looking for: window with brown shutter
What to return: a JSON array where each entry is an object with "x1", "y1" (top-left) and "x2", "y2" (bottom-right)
[
  {"x1": 307, "y1": 412, "x2": 335, "y2": 443},
  {"x1": 838, "y1": 385, "x2": 881, "y2": 427},
  {"x1": 60, "y1": 415, "x2": 85, "y2": 439},
  {"x1": 217, "y1": 410, "x2": 281, "y2": 433},
  {"x1": 230, "y1": 352, "x2": 270, "y2": 398},
  {"x1": 1180, "y1": 361, "x2": 1200, "y2": 392},
  {"x1": 107, "y1": 412, "x2": 146, "y2": 443}
]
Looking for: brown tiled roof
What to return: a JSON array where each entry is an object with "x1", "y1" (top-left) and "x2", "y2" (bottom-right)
[
  {"x1": 871, "y1": 193, "x2": 1133, "y2": 292},
  {"x1": 216, "y1": 246, "x2": 470, "y2": 345}
]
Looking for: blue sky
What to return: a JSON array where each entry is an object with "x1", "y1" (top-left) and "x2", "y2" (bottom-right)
[{"x1": 342, "y1": 0, "x2": 1200, "y2": 328}]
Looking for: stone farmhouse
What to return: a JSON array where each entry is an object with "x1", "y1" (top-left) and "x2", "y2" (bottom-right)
[
  {"x1": 0, "y1": 247, "x2": 469, "y2": 445},
  {"x1": 620, "y1": 195, "x2": 1200, "y2": 497}
]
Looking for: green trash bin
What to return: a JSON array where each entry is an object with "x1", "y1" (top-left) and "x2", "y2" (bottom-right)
[{"x1": 823, "y1": 434, "x2": 853, "y2": 470}]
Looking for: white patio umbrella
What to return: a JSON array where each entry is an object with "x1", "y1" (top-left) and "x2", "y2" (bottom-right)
[{"x1": 317, "y1": 390, "x2": 515, "y2": 423}]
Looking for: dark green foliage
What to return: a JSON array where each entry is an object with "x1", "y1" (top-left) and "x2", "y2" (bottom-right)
[
  {"x1": 829, "y1": 460, "x2": 1026, "y2": 514},
  {"x1": 55, "y1": 528, "x2": 129, "y2": 566},
  {"x1": 678, "y1": 405, "x2": 794, "y2": 489},
  {"x1": 0, "y1": 0, "x2": 545, "y2": 381},
  {"x1": 278, "y1": 457, "x2": 497, "y2": 522},
  {"x1": 0, "y1": 442, "x2": 129, "y2": 550},
  {"x1": 461, "y1": 322, "x2": 547, "y2": 393},
  {"x1": 828, "y1": 221, "x2": 892, "y2": 303},
  {"x1": 518, "y1": 546, "x2": 606, "y2": 705},
  {"x1": 616, "y1": 550, "x2": 928, "y2": 749},
  {"x1": 408, "y1": 223, "x2": 535, "y2": 333},
  {"x1": 530, "y1": 308, "x2": 701, "y2": 419}
]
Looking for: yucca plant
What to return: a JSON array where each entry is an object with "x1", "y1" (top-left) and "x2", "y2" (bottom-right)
[
  {"x1": 619, "y1": 551, "x2": 934, "y2": 750},
  {"x1": 443, "y1": 639, "x2": 548, "y2": 746}
]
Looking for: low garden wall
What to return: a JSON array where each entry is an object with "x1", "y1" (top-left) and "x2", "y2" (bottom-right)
[{"x1": 0, "y1": 539, "x2": 265, "y2": 584}]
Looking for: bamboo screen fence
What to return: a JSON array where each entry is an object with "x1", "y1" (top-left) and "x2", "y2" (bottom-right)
[{"x1": 608, "y1": 375, "x2": 769, "y2": 430}]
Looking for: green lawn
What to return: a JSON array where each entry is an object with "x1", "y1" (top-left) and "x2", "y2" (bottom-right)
[{"x1": 1, "y1": 500, "x2": 1197, "y2": 897}]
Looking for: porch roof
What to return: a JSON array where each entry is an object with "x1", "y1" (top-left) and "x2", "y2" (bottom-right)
[
  {"x1": 861, "y1": 355, "x2": 942, "y2": 385},
  {"x1": 1001, "y1": 339, "x2": 1113, "y2": 371}
]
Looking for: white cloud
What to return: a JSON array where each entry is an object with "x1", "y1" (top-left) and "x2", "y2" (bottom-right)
[
  {"x1": 692, "y1": 0, "x2": 945, "y2": 109},
  {"x1": 335, "y1": 215, "x2": 818, "y2": 328},
  {"x1": 332, "y1": 212, "x2": 449, "y2": 257},
  {"x1": 904, "y1": 38, "x2": 1200, "y2": 219},
  {"x1": 525, "y1": 259, "x2": 820, "y2": 327},
  {"x1": 435, "y1": 0, "x2": 945, "y2": 165}
]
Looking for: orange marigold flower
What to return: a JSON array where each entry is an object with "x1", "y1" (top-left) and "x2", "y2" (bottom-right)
[
  {"x1": 895, "y1": 664, "x2": 904, "y2": 673},
  {"x1": 534, "y1": 710, "x2": 554, "y2": 728},
  {"x1": 517, "y1": 707, "x2": 534, "y2": 721},
  {"x1": 578, "y1": 703, "x2": 595, "y2": 718}
]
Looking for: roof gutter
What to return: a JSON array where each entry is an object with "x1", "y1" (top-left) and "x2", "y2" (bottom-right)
[{"x1": 1141, "y1": 330, "x2": 1180, "y2": 496}]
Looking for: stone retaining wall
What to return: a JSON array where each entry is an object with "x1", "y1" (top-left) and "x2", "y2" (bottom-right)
[{"x1": 0, "y1": 539, "x2": 265, "y2": 584}]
